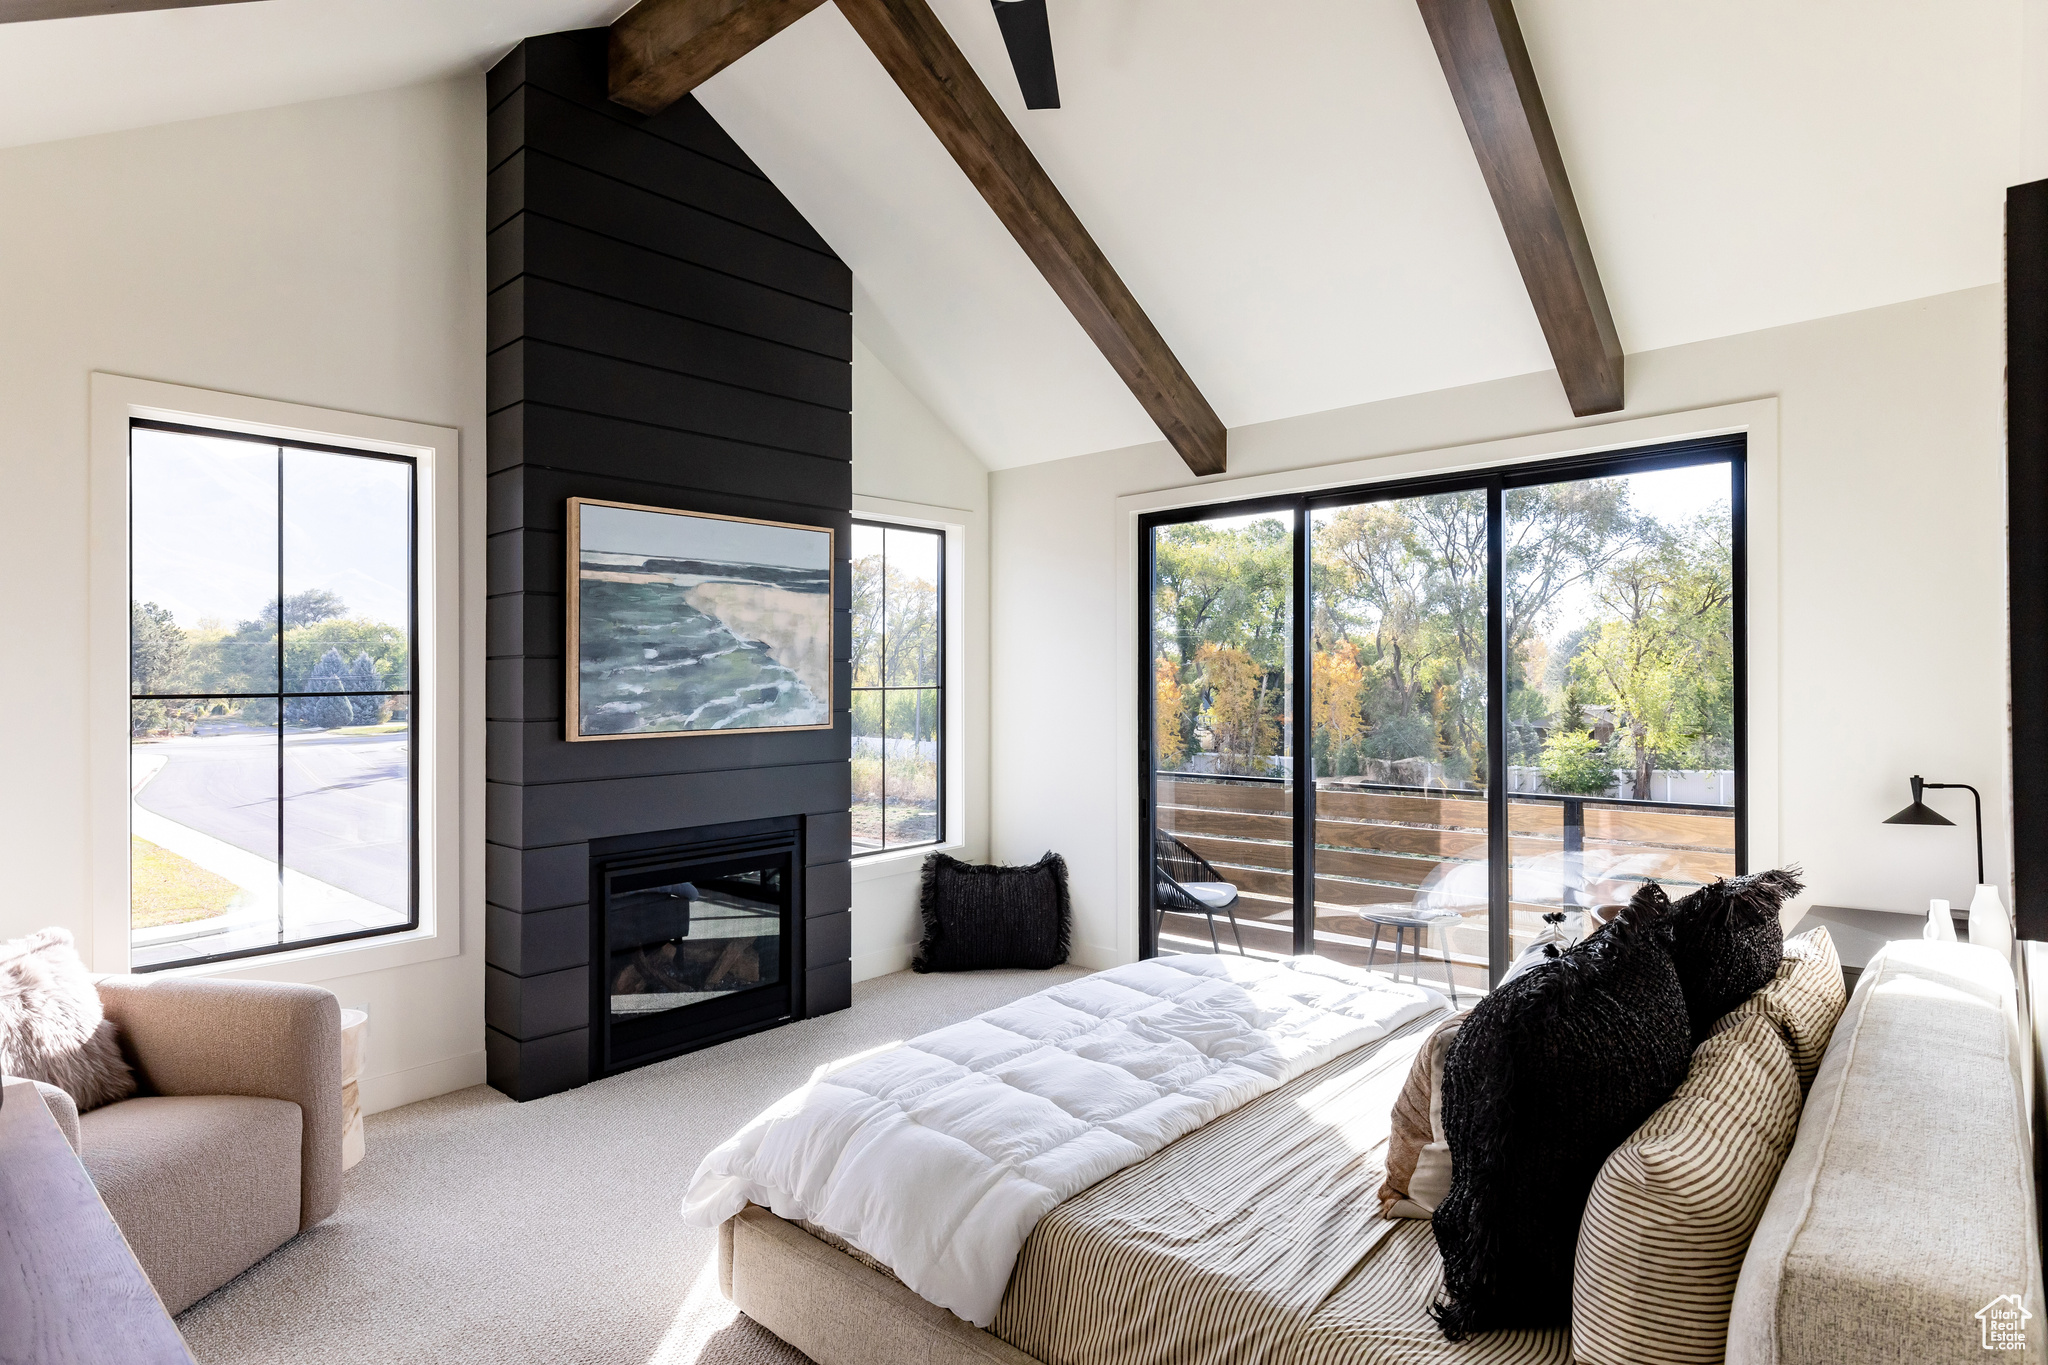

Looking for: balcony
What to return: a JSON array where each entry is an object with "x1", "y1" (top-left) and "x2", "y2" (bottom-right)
[{"x1": 1154, "y1": 774, "x2": 1736, "y2": 998}]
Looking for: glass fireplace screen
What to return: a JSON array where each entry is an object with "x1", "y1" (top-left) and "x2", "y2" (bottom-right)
[{"x1": 604, "y1": 861, "x2": 784, "y2": 1022}]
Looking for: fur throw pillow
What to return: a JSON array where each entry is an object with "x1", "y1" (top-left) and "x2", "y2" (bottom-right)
[
  {"x1": 1635, "y1": 868, "x2": 1805, "y2": 1041},
  {"x1": 0, "y1": 928, "x2": 135, "y2": 1111},
  {"x1": 1429, "y1": 906, "x2": 1693, "y2": 1339}
]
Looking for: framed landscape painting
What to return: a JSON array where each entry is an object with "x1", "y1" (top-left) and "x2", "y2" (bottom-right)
[{"x1": 566, "y1": 498, "x2": 836, "y2": 741}]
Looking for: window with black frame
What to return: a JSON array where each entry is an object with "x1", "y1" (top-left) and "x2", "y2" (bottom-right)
[
  {"x1": 127, "y1": 422, "x2": 418, "y2": 970},
  {"x1": 850, "y1": 520, "x2": 944, "y2": 854},
  {"x1": 1142, "y1": 439, "x2": 1743, "y2": 996}
]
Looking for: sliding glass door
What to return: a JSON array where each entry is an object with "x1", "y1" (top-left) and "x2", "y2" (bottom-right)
[
  {"x1": 1307, "y1": 487, "x2": 1494, "y2": 997},
  {"x1": 1147, "y1": 507, "x2": 1295, "y2": 957},
  {"x1": 1139, "y1": 438, "x2": 1744, "y2": 991}
]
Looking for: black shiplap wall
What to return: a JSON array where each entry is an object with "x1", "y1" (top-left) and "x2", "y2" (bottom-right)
[{"x1": 485, "y1": 29, "x2": 854, "y2": 1102}]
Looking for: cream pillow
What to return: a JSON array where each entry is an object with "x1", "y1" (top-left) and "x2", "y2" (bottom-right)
[
  {"x1": 1716, "y1": 926, "x2": 1845, "y2": 1090},
  {"x1": 1378, "y1": 1009, "x2": 1465, "y2": 1218},
  {"x1": 1570, "y1": 1011, "x2": 1802, "y2": 1365}
]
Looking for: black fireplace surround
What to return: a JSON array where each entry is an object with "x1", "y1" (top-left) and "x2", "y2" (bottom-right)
[
  {"x1": 591, "y1": 818, "x2": 806, "y2": 1076},
  {"x1": 483, "y1": 29, "x2": 855, "y2": 1101}
]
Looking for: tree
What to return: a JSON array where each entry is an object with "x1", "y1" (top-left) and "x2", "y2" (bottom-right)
[
  {"x1": 1155, "y1": 521, "x2": 1291, "y2": 676},
  {"x1": 849, "y1": 550, "x2": 885, "y2": 687},
  {"x1": 1197, "y1": 643, "x2": 1275, "y2": 773},
  {"x1": 283, "y1": 619, "x2": 406, "y2": 699},
  {"x1": 1154, "y1": 659, "x2": 1189, "y2": 769},
  {"x1": 883, "y1": 564, "x2": 939, "y2": 688},
  {"x1": 1539, "y1": 730, "x2": 1615, "y2": 795},
  {"x1": 1154, "y1": 518, "x2": 1292, "y2": 767},
  {"x1": 288, "y1": 647, "x2": 354, "y2": 730},
  {"x1": 130, "y1": 601, "x2": 190, "y2": 736},
  {"x1": 130, "y1": 601, "x2": 187, "y2": 694},
  {"x1": 1503, "y1": 481, "x2": 1651, "y2": 660},
  {"x1": 347, "y1": 652, "x2": 384, "y2": 725},
  {"x1": 264, "y1": 589, "x2": 348, "y2": 629},
  {"x1": 1365, "y1": 710, "x2": 1436, "y2": 762},
  {"x1": 1310, "y1": 641, "x2": 1366, "y2": 775},
  {"x1": 1315, "y1": 493, "x2": 1488, "y2": 781},
  {"x1": 1575, "y1": 510, "x2": 1733, "y2": 793}
]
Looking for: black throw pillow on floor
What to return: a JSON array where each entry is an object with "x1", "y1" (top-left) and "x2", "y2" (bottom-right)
[
  {"x1": 1635, "y1": 867, "x2": 1805, "y2": 1041},
  {"x1": 1429, "y1": 908, "x2": 1693, "y2": 1340},
  {"x1": 912, "y1": 852, "x2": 1071, "y2": 972}
]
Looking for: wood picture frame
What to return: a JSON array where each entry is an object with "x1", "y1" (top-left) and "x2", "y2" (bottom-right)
[{"x1": 565, "y1": 497, "x2": 836, "y2": 742}]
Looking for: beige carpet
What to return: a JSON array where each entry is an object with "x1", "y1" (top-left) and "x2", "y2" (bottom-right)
[{"x1": 176, "y1": 966, "x2": 1088, "y2": 1365}]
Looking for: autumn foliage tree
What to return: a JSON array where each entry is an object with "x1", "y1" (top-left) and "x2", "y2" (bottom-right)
[
  {"x1": 1197, "y1": 643, "x2": 1276, "y2": 773},
  {"x1": 1311, "y1": 640, "x2": 1367, "y2": 769},
  {"x1": 1154, "y1": 659, "x2": 1189, "y2": 769}
]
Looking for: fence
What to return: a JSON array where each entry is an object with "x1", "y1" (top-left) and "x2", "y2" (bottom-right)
[
  {"x1": 851, "y1": 736, "x2": 939, "y2": 761},
  {"x1": 1504, "y1": 765, "x2": 1735, "y2": 806},
  {"x1": 1153, "y1": 775, "x2": 1737, "y2": 976}
]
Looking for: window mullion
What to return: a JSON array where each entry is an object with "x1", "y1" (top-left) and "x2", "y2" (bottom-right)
[
  {"x1": 1485, "y1": 480, "x2": 1508, "y2": 987},
  {"x1": 276, "y1": 444, "x2": 286, "y2": 947},
  {"x1": 1291, "y1": 500, "x2": 1313, "y2": 957}
]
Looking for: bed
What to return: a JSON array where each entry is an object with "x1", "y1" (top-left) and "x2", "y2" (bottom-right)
[{"x1": 708, "y1": 998, "x2": 1569, "y2": 1365}]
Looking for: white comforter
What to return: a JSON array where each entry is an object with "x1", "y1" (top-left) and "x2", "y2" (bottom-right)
[{"x1": 681, "y1": 954, "x2": 1444, "y2": 1326}]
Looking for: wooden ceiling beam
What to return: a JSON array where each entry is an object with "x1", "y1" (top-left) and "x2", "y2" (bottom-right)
[
  {"x1": 833, "y1": 0, "x2": 1225, "y2": 475},
  {"x1": 611, "y1": 0, "x2": 826, "y2": 117},
  {"x1": 1416, "y1": 0, "x2": 1623, "y2": 415},
  {"x1": 1, "y1": 0, "x2": 259, "y2": 22},
  {"x1": 607, "y1": 0, "x2": 1226, "y2": 476}
]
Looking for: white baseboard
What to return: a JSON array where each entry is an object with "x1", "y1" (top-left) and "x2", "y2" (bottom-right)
[
  {"x1": 852, "y1": 944, "x2": 916, "y2": 983},
  {"x1": 1070, "y1": 942, "x2": 1130, "y2": 971},
  {"x1": 359, "y1": 1048, "x2": 487, "y2": 1116}
]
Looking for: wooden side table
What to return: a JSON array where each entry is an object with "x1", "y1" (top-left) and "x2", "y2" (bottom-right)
[
  {"x1": 0, "y1": 1080, "x2": 194, "y2": 1365},
  {"x1": 340, "y1": 1008, "x2": 369, "y2": 1170}
]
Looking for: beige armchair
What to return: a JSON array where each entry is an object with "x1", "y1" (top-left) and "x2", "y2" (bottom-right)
[{"x1": 34, "y1": 976, "x2": 344, "y2": 1315}]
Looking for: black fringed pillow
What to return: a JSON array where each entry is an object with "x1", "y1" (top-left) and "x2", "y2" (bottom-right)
[
  {"x1": 1636, "y1": 868, "x2": 1805, "y2": 1041},
  {"x1": 913, "y1": 853, "x2": 1070, "y2": 973},
  {"x1": 1429, "y1": 908, "x2": 1693, "y2": 1340}
]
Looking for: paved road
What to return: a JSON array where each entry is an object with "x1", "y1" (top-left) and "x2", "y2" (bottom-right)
[{"x1": 134, "y1": 721, "x2": 409, "y2": 912}]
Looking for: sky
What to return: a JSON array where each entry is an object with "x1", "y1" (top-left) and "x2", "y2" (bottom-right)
[
  {"x1": 851, "y1": 521, "x2": 940, "y2": 581},
  {"x1": 580, "y1": 502, "x2": 830, "y2": 571},
  {"x1": 130, "y1": 427, "x2": 413, "y2": 632}
]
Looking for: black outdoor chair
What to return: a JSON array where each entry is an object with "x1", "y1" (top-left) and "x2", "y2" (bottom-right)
[{"x1": 1153, "y1": 828, "x2": 1245, "y2": 954}]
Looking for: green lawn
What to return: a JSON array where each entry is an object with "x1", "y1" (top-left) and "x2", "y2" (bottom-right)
[{"x1": 130, "y1": 837, "x2": 242, "y2": 927}]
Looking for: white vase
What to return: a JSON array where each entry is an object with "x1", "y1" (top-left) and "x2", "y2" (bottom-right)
[
  {"x1": 1969, "y1": 884, "x2": 2013, "y2": 961},
  {"x1": 1925, "y1": 898, "x2": 1957, "y2": 942}
]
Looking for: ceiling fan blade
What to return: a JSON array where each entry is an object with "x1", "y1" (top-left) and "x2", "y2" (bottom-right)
[{"x1": 990, "y1": 0, "x2": 1059, "y2": 110}]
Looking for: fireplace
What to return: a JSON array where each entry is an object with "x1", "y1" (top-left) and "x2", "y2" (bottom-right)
[
  {"x1": 589, "y1": 817, "x2": 806, "y2": 1077},
  {"x1": 484, "y1": 31, "x2": 854, "y2": 1104}
]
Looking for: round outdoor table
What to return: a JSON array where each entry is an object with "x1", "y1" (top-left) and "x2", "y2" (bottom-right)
[{"x1": 1361, "y1": 912, "x2": 1463, "y2": 1005}]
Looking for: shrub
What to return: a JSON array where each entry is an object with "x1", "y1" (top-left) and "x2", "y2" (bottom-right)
[{"x1": 1539, "y1": 730, "x2": 1616, "y2": 795}]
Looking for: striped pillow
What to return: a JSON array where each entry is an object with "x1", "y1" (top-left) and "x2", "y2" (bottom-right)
[
  {"x1": 1570, "y1": 1011, "x2": 1802, "y2": 1365},
  {"x1": 1717, "y1": 926, "x2": 1845, "y2": 1090},
  {"x1": 1378, "y1": 1010, "x2": 1466, "y2": 1218}
]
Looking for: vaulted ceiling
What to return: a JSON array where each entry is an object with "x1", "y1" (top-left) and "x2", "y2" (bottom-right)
[{"x1": 0, "y1": 0, "x2": 2027, "y2": 469}]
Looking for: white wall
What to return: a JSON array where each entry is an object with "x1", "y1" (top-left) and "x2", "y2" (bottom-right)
[
  {"x1": 0, "y1": 78, "x2": 489, "y2": 1112},
  {"x1": 848, "y1": 337, "x2": 990, "y2": 978},
  {"x1": 990, "y1": 286, "x2": 2008, "y2": 965}
]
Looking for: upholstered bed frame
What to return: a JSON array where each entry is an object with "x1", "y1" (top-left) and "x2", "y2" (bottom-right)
[
  {"x1": 717, "y1": 939, "x2": 2044, "y2": 1365},
  {"x1": 720, "y1": 1205, "x2": 1036, "y2": 1365}
]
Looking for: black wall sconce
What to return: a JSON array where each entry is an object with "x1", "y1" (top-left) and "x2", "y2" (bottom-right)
[{"x1": 1883, "y1": 774, "x2": 1984, "y2": 886}]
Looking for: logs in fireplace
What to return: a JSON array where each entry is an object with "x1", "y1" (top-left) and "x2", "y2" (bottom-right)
[{"x1": 590, "y1": 817, "x2": 805, "y2": 1076}]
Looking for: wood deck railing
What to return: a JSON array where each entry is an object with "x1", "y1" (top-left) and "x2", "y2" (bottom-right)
[{"x1": 1154, "y1": 775, "x2": 1737, "y2": 973}]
